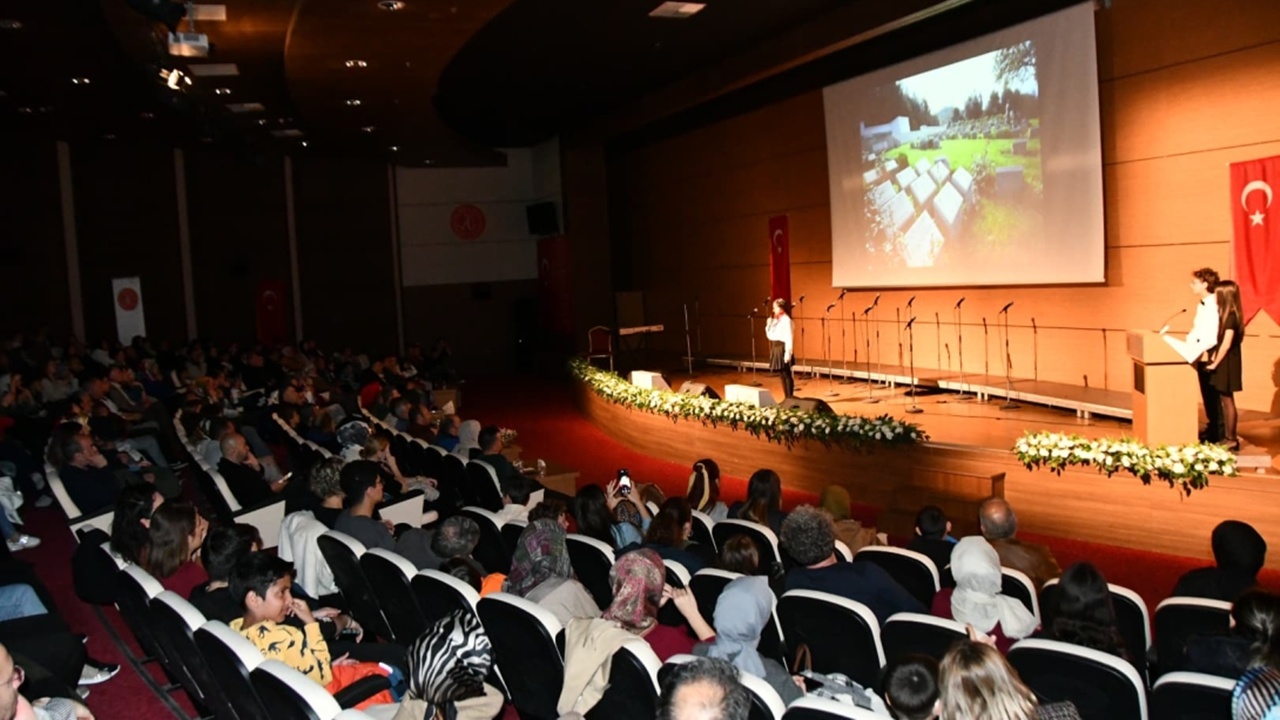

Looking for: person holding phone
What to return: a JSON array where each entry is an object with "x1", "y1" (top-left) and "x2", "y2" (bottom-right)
[{"x1": 765, "y1": 298, "x2": 795, "y2": 399}]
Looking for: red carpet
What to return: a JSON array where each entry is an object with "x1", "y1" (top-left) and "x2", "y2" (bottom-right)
[{"x1": 18, "y1": 370, "x2": 1275, "y2": 718}]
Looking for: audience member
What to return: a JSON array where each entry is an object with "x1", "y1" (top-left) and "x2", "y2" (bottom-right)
[
  {"x1": 452, "y1": 420, "x2": 481, "y2": 462},
  {"x1": 729, "y1": 469, "x2": 786, "y2": 534},
  {"x1": 397, "y1": 611, "x2": 503, "y2": 719},
  {"x1": 142, "y1": 501, "x2": 209, "y2": 597},
  {"x1": 57, "y1": 434, "x2": 119, "y2": 515},
  {"x1": 882, "y1": 655, "x2": 941, "y2": 720},
  {"x1": 434, "y1": 415, "x2": 461, "y2": 453},
  {"x1": 0, "y1": 641, "x2": 93, "y2": 720},
  {"x1": 189, "y1": 524, "x2": 263, "y2": 621},
  {"x1": 694, "y1": 576, "x2": 802, "y2": 703},
  {"x1": 1184, "y1": 589, "x2": 1280, "y2": 678},
  {"x1": 528, "y1": 499, "x2": 570, "y2": 530},
  {"x1": 718, "y1": 535, "x2": 760, "y2": 576},
  {"x1": 333, "y1": 460, "x2": 436, "y2": 569},
  {"x1": 495, "y1": 473, "x2": 535, "y2": 526},
  {"x1": 939, "y1": 639, "x2": 1081, "y2": 719},
  {"x1": 503, "y1": 519, "x2": 600, "y2": 625},
  {"x1": 306, "y1": 457, "x2": 346, "y2": 528},
  {"x1": 361, "y1": 430, "x2": 438, "y2": 501},
  {"x1": 573, "y1": 483, "x2": 649, "y2": 550},
  {"x1": 655, "y1": 658, "x2": 749, "y2": 720},
  {"x1": 931, "y1": 537, "x2": 1038, "y2": 653},
  {"x1": 109, "y1": 484, "x2": 163, "y2": 565},
  {"x1": 780, "y1": 505, "x2": 924, "y2": 624},
  {"x1": 820, "y1": 485, "x2": 881, "y2": 556},
  {"x1": 907, "y1": 505, "x2": 956, "y2": 585},
  {"x1": 979, "y1": 498, "x2": 1061, "y2": 590},
  {"x1": 218, "y1": 432, "x2": 287, "y2": 508},
  {"x1": 687, "y1": 459, "x2": 729, "y2": 522},
  {"x1": 605, "y1": 549, "x2": 712, "y2": 660},
  {"x1": 645, "y1": 497, "x2": 715, "y2": 573},
  {"x1": 1174, "y1": 520, "x2": 1267, "y2": 603},
  {"x1": 431, "y1": 515, "x2": 484, "y2": 574},
  {"x1": 1042, "y1": 562, "x2": 1128, "y2": 660},
  {"x1": 440, "y1": 557, "x2": 485, "y2": 594},
  {"x1": 476, "y1": 425, "x2": 525, "y2": 490},
  {"x1": 1233, "y1": 666, "x2": 1280, "y2": 720}
]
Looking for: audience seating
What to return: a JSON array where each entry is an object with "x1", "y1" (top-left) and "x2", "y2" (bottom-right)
[
  {"x1": 459, "y1": 506, "x2": 511, "y2": 574},
  {"x1": 188, "y1": 454, "x2": 286, "y2": 551},
  {"x1": 1000, "y1": 567, "x2": 1040, "y2": 621},
  {"x1": 359, "y1": 548, "x2": 429, "y2": 643},
  {"x1": 1152, "y1": 597, "x2": 1232, "y2": 676},
  {"x1": 663, "y1": 559, "x2": 692, "y2": 588},
  {"x1": 1008, "y1": 638, "x2": 1148, "y2": 720},
  {"x1": 783, "y1": 695, "x2": 888, "y2": 719},
  {"x1": 249, "y1": 659, "x2": 346, "y2": 720},
  {"x1": 478, "y1": 593, "x2": 565, "y2": 720},
  {"x1": 566, "y1": 533, "x2": 616, "y2": 609},
  {"x1": 1041, "y1": 577, "x2": 1151, "y2": 681},
  {"x1": 584, "y1": 639, "x2": 662, "y2": 720},
  {"x1": 194, "y1": 621, "x2": 274, "y2": 720},
  {"x1": 151, "y1": 591, "x2": 235, "y2": 719},
  {"x1": 316, "y1": 531, "x2": 396, "y2": 643},
  {"x1": 712, "y1": 520, "x2": 783, "y2": 574},
  {"x1": 116, "y1": 564, "x2": 170, "y2": 666},
  {"x1": 881, "y1": 612, "x2": 967, "y2": 664},
  {"x1": 501, "y1": 518, "x2": 528, "y2": 558},
  {"x1": 833, "y1": 540, "x2": 853, "y2": 563},
  {"x1": 778, "y1": 590, "x2": 884, "y2": 690},
  {"x1": 852, "y1": 546, "x2": 939, "y2": 608},
  {"x1": 411, "y1": 568, "x2": 481, "y2": 626},
  {"x1": 463, "y1": 461, "x2": 504, "y2": 513},
  {"x1": 43, "y1": 464, "x2": 115, "y2": 539},
  {"x1": 1150, "y1": 671, "x2": 1235, "y2": 720},
  {"x1": 690, "y1": 510, "x2": 716, "y2": 551}
]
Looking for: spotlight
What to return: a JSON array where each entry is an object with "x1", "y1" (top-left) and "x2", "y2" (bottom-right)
[
  {"x1": 378, "y1": 0, "x2": 406, "y2": 10},
  {"x1": 361, "y1": 125, "x2": 376, "y2": 132},
  {"x1": 345, "y1": 98, "x2": 362, "y2": 106},
  {"x1": 344, "y1": 59, "x2": 368, "y2": 68},
  {"x1": 71, "y1": 77, "x2": 91, "y2": 85},
  {"x1": 214, "y1": 87, "x2": 231, "y2": 95},
  {"x1": 388, "y1": 145, "x2": 399, "y2": 152}
]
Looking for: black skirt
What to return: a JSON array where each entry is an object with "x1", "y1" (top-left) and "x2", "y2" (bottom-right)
[
  {"x1": 768, "y1": 340, "x2": 790, "y2": 372},
  {"x1": 1210, "y1": 316, "x2": 1243, "y2": 394}
]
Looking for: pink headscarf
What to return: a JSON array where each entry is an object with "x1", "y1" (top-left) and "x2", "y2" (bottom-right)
[{"x1": 604, "y1": 549, "x2": 665, "y2": 633}]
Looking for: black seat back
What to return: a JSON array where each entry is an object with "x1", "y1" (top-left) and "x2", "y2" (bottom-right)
[
  {"x1": 151, "y1": 593, "x2": 237, "y2": 720},
  {"x1": 464, "y1": 462, "x2": 504, "y2": 513},
  {"x1": 778, "y1": 590, "x2": 883, "y2": 690},
  {"x1": 567, "y1": 534, "x2": 615, "y2": 609},
  {"x1": 1154, "y1": 598, "x2": 1230, "y2": 675},
  {"x1": 194, "y1": 623, "x2": 271, "y2": 720},
  {"x1": 881, "y1": 613, "x2": 967, "y2": 664},
  {"x1": 852, "y1": 548, "x2": 939, "y2": 608},
  {"x1": 712, "y1": 521, "x2": 782, "y2": 574},
  {"x1": 1001, "y1": 568, "x2": 1038, "y2": 617},
  {"x1": 459, "y1": 508, "x2": 511, "y2": 574},
  {"x1": 411, "y1": 570, "x2": 480, "y2": 627},
  {"x1": 359, "y1": 549, "x2": 428, "y2": 644},
  {"x1": 115, "y1": 566, "x2": 169, "y2": 664},
  {"x1": 1009, "y1": 638, "x2": 1147, "y2": 720},
  {"x1": 478, "y1": 594, "x2": 565, "y2": 720},
  {"x1": 315, "y1": 533, "x2": 395, "y2": 642},
  {"x1": 1151, "y1": 672, "x2": 1235, "y2": 720},
  {"x1": 585, "y1": 643, "x2": 660, "y2": 720}
]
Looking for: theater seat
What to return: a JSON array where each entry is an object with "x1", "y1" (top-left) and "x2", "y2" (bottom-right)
[
  {"x1": 194, "y1": 621, "x2": 272, "y2": 720},
  {"x1": 464, "y1": 461, "x2": 504, "y2": 512},
  {"x1": 1153, "y1": 597, "x2": 1231, "y2": 676},
  {"x1": 881, "y1": 612, "x2": 967, "y2": 664},
  {"x1": 712, "y1": 520, "x2": 782, "y2": 575},
  {"x1": 359, "y1": 548, "x2": 429, "y2": 643},
  {"x1": 116, "y1": 564, "x2": 169, "y2": 665},
  {"x1": 316, "y1": 531, "x2": 395, "y2": 643},
  {"x1": 150, "y1": 591, "x2": 234, "y2": 720},
  {"x1": 567, "y1": 533, "x2": 616, "y2": 609},
  {"x1": 778, "y1": 590, "x2": 884, "y2": 690},
  {"x1": 1008, "y1": 638, "x2": 1148, "y2": 720},
  {"x1": 1150, "y1": 671, "x2": 1235, "y2": 720},
  {"x1": 1000, "y1": 567, "x2": 1040, "y2": 621},
  {"x1": 412, "y1": 568, "x2": 482, "y2": 626},
  {"x1": 852, "y1": 546, "x2": 939, "y2": 608},
  {"x1": 250, "y1": 659, "x2": 344, "y2": 720},
  {"x1": 478, "y1": 593, "x2": 565, "y2": 720},
  {"x1": 459, "y1": 506, "x2": 510, "y2": 574},
  {"x1": 661, "y1": 654, "x2": 785, "y2": 720},
  {"x1": 783, "y1": 695, "x2": 888, "y2": 719},
  {"x1": 585, "y1": 640, "x2": 661, "y2": 720}
]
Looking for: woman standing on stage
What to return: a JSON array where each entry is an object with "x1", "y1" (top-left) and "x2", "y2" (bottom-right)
[
  {"x1": 1208, "y1": 280, "x2": 1244, "y2": 451},
  {"x1": 765, "y1": 298, "x2": 794, "y2": 399},
  {"x1": 1182, "y1": 267, "x2": 1221, "y2": 441}
]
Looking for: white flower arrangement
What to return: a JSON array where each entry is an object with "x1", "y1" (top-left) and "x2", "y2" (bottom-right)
[
  {"x1": 1013, "y1": 430, "x2": 1237, "y2": 494},
  {"x1": 571, "y1": 358, "x2": 926, "y2": 449}
]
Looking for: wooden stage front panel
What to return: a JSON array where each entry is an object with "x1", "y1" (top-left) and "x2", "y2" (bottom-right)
[{"x1": 574, "y1": 382, "x2": 1280, "y2": 569}]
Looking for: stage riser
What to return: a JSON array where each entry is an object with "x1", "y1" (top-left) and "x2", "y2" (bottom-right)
[{"x1": 575, "y1": 383, "x2": 1280, "y2": 569}]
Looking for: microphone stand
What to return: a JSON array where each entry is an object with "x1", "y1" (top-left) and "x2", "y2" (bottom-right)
[
  {"x1": 905, "y1": 317, "x2": 922, "y2": 414},
  {"x1": 823, "y1": 305, "x2": 837, "y2": 396},
  {"x1": 683, "y1": 303, "x2": 695, "y2": 377},
  {"x1": 1031, "y1": 317, "x2": 1038, "y2": 382},
  {"x1": 896, "y1": 308, "x2": 904, "y2": 371},
  {"x1": 839, "y1": 291, "x2": 854, "y2": 384},
  {"x1": 796, "y1": 296, "x2": 809, "y2": 380},
  {"x1": 1000, "y1": 304, "x2": 1019, "y2": 410},
  {"x1": 748, "y1": 309, "x2": 761, "y2": 387},
  {"x1": 954, "y1": 299, "x2": 972, "y2": 401},
  {"x1": 861, "y1": 306, "x2": 879, "y2": 403},
  {"x1": 935, "y1": 311, "x2": 942, "y2": 374},
  {"x1": 696, "y1": 297, "x2": 702, "y2": 357},
  {"x1": 978, "y1": 317, "x2": 990, "y2": 404},
  {"x1": 873, "y1": 299, "x2": 884, "y2": 391}
]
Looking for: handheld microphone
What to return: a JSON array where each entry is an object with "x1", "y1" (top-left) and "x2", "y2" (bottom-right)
[
  {"x1": 1158, "y1": 308, "x2": 1187, "y2": 333},
  {"x1": 955, "y1": 297, "x2": 966, "y2": 309},
  {"x1": 999, "y1": 301, "x2": 1014, "y2": 314},
  {"x1": 825, "y1": 302, "x2": 837, "y2": 313},
  {"x1": 907, "y1": 295, "x2": 916, "y2": 308},
  {"x1": 872, "y1": 293, "x2": 881, "y2": 307}
]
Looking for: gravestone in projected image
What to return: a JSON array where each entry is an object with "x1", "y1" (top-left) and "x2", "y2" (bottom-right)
[{"x1": 857, "y1": 39, "x2": 1042, "y2": 268}]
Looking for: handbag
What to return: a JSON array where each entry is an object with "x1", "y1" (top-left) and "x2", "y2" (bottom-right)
[{"x1": 790, "y1": 643, "x2": 878, "y2": 709}]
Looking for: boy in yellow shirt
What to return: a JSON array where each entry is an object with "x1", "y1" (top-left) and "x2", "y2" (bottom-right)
[{"x1": 229, "y1": 553, "x2": 334, "y2": 684}]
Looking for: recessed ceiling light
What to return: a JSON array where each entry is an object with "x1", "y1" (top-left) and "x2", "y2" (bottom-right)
[
  {"x1": 0, "y1": 19, "x2": 22, "y2": 30},
  {"x1": 345, "y1": 99, "x2": 362, "y2": 106},
  {"x1": 71, "y1": 77, "x2": 91, "y2": 85},
  {"x1": 388, "y1": 145, "x2": 399, "y2": 152},
  {"x1": 102, "y1": 133, "x2": 116, "y2": 140},
  {"x1": 423, "y1": 160, "x2": 434, "y2": 165},
  {"x1": 378, "y1": 0, "x2": 406, "y2": 10},
  {"x1": 16, "y1": 106, "x2": 32, "y2": 114},
  {"x1": 300, "y1": 140, "x2": 308, "y2": 147},
  {"x1": 257, "y1": 119, "x2": 268, "y2": 125},
  {"x1": 361, "y1": 125, "x2": 376, "y2": 132},
  {"x1": 139, "y1": 111, "x2": 155, "y2": 119},
  {"x1": 214, "y1": 87, "x2": 231, "y2": 95},
  {"x1": 649, "y1": 2, "x2": 706, "y2": 18},
  {"x1": 345, "y1": 59, "x2": 368, "y2": 68}
]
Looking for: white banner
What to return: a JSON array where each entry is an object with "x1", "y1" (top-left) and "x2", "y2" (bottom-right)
[{"x1": 111, "y1": 277, "x2": 147, "y2": 344}]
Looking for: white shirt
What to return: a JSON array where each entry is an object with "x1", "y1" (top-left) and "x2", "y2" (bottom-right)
[
  {"x1": 765, "y1": 314, "x2": 793, "y2": 359},
  {"x1": 1186, "y1": 294, "x2": 1219, "y2": 359}
]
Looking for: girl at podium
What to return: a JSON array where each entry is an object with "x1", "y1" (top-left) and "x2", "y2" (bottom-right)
[
  {"x1": 1185, "y1": 268, "x2": 1222, "y2": 441},
  {"x1": 1207, "y1": 280, "x2": 1244, "y2": 450},
  {"x1": 765, "y1": 298, "x2": 794, "y2": 398}
]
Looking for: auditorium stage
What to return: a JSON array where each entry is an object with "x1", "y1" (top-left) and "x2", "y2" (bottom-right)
[{"x1": 573, "y1": 367, "x2": 1280, "y2": 569}]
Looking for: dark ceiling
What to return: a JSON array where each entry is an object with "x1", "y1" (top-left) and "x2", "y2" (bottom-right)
[{"x1": 0, "y1": 0, "x2": 1064, "y2": 166}]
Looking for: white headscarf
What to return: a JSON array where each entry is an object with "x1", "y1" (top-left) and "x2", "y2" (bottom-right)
[
  {"x1": 453, "y1": 420, "x2": 482, "y2": 461},
  {"x1": 949, "y1": 536, "x2": 1039, "y2": 639}
]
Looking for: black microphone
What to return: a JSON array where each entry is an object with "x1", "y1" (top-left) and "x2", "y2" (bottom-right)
[
  {"x1": 905, "y1": 317, "x2": 916, "y2": 329},
  {"x1": 798, "y1": 295, "x2": 806, "y2": 303},
  {"x1": 906, "y1": 295, "x2": 916, "y2": 308},
  {"x1": 1158, "y1": 308, "x2": 1187, "y2": 333},
  {"x1": 1031, "y1": 317, "x2": 1038, "y2": 332},
  {"x1": 838, "y1": 289, "x2": 847, "y2": 299},
  {"x1": 955, "y1": 296, "x2": 966, "y2": 309},
  {"x1": 872, "y1": 293, "x2": 881, "y2": 307},
  {"x1": 825, "y1": 302, "x2": 836, "y2": 313},
  {"x1": 862, "y1": 304, "x2": 874, "y2": 315},
  {"x1": 999, "y1": 301, "x2": 1014, "y2": 314}
]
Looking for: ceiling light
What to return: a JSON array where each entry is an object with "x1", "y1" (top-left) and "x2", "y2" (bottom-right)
[
  {"x1": 214, "y1": 87, "x2": 231, "y2": 95},
  {"x1": 378, "y1": 1, "x2": 406, "y2": 10},
  {"x1": 102, "y1": 134, "x2": 116, "y2": 140},
  {"x1": 139, "y1": 111, "x2": 155, "y2": 119},
  {"x1": 345, "y1": 99, "x2": 362, "y2": 106},
  {"x1": 361, "y1": 125, "x2": 376, "y2": 133},
  {"x1": 159, "y1": 68, "x2": 192, "y2": 89},
  {"x1": 423, "y1": 160, "x2": 434, "y2": 165},
  {"x1": 71, "y1": 77, "x2": 91, "y2": 85},
  {"x1": 257, "y1": 119, "x2": 268, "y2": 125},
  {"x1": 388, "y1": 145, "x2": 399, "y2": 152},
  {"x1": 345, "y1": 59, "x2": 368, "y2": 68},
  {"x1": 649, "y1": 2, "x2": 706, "y2": 18},
  {"x1": 0, "y1": 19, "x2": 22, "y2": 30},
  {"x1": 300, "y1": 141, "x2": 309, "y2": 147},
  {"x1": 16, "y1": 106, "x2": 32, "y2": 114}
]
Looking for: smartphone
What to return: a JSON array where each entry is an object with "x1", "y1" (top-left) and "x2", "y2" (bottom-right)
[
  {"x1": 277, "y1": 472, "x2": 293, "y2": 485},
  {"x1": 616, "y1": 469, "x2": 632, "y2": 496}
]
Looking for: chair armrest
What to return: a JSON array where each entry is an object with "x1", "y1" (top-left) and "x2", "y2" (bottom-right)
[
  {"x1": 333, "y1": 674, "x2": 392, "y2": 708},
  {"x1": 70, "y1": 508, "x2": 116, "y2": 541},
  {"x1": 377, "y1": 491, "x2": 425, "y2": 528},
  {"x1": 233, "y1": 498, "x2": 287, "y2": 550}
]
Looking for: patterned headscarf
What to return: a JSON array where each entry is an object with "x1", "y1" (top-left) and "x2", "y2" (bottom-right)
[
  {"x1": 1234, "y1": 666, "x2": 1280, "y2": 720},
  {"x1": 407, "y1": 610, "x2": 492, "y2": 708},
  {"x1": 505, "y1": 519, "x2": 572, "y2": 597},
  {"x1": 604, "y1": 548, "x2": 665, "y2": 633}
]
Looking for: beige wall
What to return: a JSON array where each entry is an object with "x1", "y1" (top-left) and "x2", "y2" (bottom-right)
[{"x1": 608, "y1": 0, "x2": 1280, "y2": 413}]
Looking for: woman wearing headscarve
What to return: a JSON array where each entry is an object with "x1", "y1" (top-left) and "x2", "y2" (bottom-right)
[
  {"x1": 694, "y1": 576, "x2": 803, "y2": 704},
  {"x1": 1173, "y1": 520, "x2": 1268, "y2": 603},
  {"x1": 452, "y1": 420, "x2": 482, "y2": 463},
  {"x1": 1233, "y1": 665, "x2": 1280, "y2": 720},
  {"x1": 931, "y1": 536, "x2": 1039, "y2": 654},
  {"x1": 819, "y1": 485, "x2": 881, "y2": 556},
  {"x1": 557, "y1": 550, "x2": 716, "y2": 716},
  {"x1": 393, "y1": 610, "x2": 504, "y2": 720},
  {"x1": 687, "y1": 459, "x2": 729, "y2": 522},
  {"x1": 504, "y1": 519, "x2": 600, "y2": 625}
]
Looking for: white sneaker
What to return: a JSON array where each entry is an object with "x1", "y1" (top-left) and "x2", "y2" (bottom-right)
[
  {"x1": 80, "y1": 663, "x2": 119, "y2": 685},
  {"x1": 34, "y1": 495, "x2": 54, "y2": 508},
  {"x1": 6, "y1": 535, "x2": 40, "y2": 552}
]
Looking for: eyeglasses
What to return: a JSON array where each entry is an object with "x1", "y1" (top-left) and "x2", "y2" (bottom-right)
[{"x1": 2, "y1": 665, "x2": 24, "y2": 686}]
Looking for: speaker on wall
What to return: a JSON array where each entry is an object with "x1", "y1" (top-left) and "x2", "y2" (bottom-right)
[
  {"x1": 678, "y1": 381, "x2": 720, "y2": 400},
  {"x1": 781, "y1": 397, "x2": 835, "y2": 414},
  {"x1": 526, "y1": 201, "x2": 560, "y2": 236}
]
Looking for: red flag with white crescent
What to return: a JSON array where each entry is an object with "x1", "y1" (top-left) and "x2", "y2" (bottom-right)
[
  {"x1": 256, "y1": 279, "x2": 288, "y2": 345},
  {"x1": 1231, "y1": 155, "x2": 1280, "y2": 323},
  {"x1": 768, "y1": 215, "x2": 791, "y2": 305}
]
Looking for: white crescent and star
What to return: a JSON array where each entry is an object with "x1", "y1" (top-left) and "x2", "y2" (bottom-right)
[
  {"x1": 1241, "y1": 179, "x2": 1272, "y2": 227},
  {"x1": 772, "y1": 229, "x2": 784, "y2": 253}
]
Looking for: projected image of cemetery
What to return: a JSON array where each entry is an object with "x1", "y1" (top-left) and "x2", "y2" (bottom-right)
[{"x1": 859, "y1": 42, "x2": 1041, "y2": 268}]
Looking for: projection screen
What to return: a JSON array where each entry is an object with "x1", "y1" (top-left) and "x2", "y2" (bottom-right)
[{"x1": 824, "y1": 2, "x2": 1104, "y2": 288}]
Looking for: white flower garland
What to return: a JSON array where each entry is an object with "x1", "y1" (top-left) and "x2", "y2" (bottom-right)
[
  {"x1": 1013, "y1": 431, "x2": 1237, "y2": 494},
  {"x1": 571, "y1": 359, "x2": 926, "y2": 449}
]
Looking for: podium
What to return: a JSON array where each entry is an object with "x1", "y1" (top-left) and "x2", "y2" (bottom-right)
[{"x1": 1126, "y1": 330, "x2": 1199, "y2": 445}]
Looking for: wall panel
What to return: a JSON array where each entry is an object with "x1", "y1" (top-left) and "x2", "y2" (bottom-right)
[{"x1": 0, "y1": 140, "x2": 69, "y2": 339}]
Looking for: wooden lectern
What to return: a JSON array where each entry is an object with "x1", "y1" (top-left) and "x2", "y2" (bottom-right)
[{"x1": 1126, "y1": 330, "x2": 1199, "y2": 445}]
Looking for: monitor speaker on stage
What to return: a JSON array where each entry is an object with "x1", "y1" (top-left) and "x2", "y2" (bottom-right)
[
  {"x1": 678, "y1": 381, "x2": 720, "y2": 400},
  {"x1": 782, "y1": 397, "x2": 835, "y2": 414}
]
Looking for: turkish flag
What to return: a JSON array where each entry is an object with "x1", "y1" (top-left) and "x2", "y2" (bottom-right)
[
  {"x1": 255, "y1": 279, "x2": 288, "y2": 346},
  {"x1": 1231, "y1": 155, "x2": 1280, "y2": 323},
  {"x1": 768, "y1": 215, "x2": 791, "y2": 304}
]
